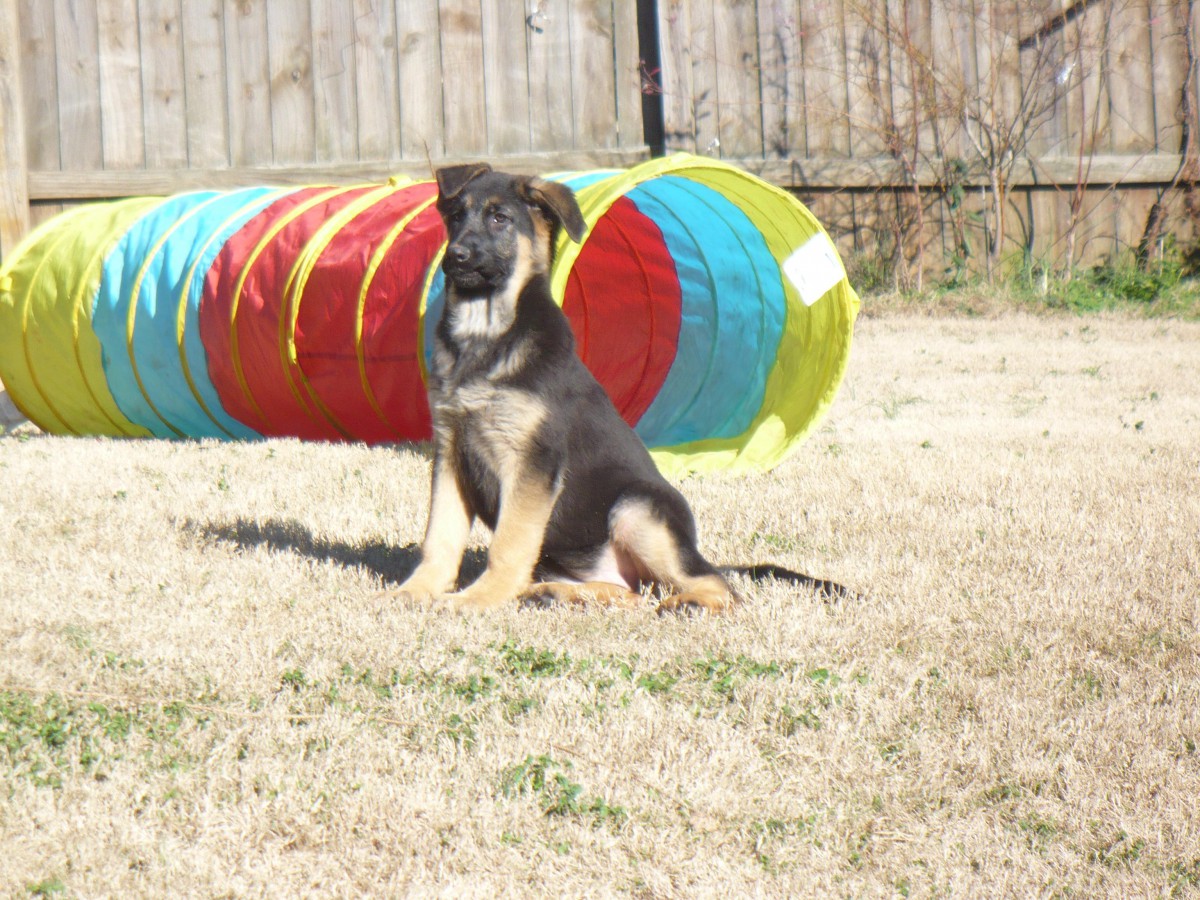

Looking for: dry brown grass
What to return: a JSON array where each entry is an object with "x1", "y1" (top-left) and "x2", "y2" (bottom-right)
[{"x1": 1, "y1": 313, "x2": 1198, "y2": 897}]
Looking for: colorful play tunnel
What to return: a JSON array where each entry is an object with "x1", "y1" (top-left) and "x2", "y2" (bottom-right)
[{"x1": 0, "y1": 155, "x2": 859, "y2": 475}]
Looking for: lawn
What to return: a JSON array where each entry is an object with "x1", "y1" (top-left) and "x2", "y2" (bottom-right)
[{"x1": 1, "y1": 312, "x2": 1197, "y2": 896}]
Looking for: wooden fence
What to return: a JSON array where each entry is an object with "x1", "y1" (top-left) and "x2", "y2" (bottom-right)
[
  {"x1": 0, "y1": 0, "x2": 646, "y2": 259},
  {"x1": 657, "y1": 0, "x2": 1200, "y2": 280},
  {"x1": 3, "y1": 0, "x2": 1199, "y2": 280}
]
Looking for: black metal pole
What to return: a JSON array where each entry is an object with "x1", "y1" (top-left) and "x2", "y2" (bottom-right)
[{"x1": 637, "y1": 0, "x2": 666, "y2": 156}]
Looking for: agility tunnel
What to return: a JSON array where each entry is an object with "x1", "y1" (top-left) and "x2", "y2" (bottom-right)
[{"x1": 0, "y1": 154, "x2": 859, "y2": 475}]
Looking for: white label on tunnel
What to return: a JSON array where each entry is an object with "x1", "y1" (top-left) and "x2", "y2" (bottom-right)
[{"x1": 783, "y1": 233, "x2": 845, "y2": 307}]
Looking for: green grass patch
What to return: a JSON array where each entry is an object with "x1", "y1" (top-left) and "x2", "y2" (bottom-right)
[
  {"x1": 859, "y1": 258, "x2": 1200, "y2": 319},
  {"x1": 26, "y1": 878, "x2": 66, "y2": 897},
  {"x1": 0, "y1": 689, "x2": 192, "y2": 789},
  {"x1": 498, "y1": 754, "x2": 627, "y2": 828}
]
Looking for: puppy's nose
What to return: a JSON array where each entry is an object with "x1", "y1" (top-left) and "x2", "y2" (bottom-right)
[{"x1": 448, "y1": 244, "x2": 470, "y2": 263}]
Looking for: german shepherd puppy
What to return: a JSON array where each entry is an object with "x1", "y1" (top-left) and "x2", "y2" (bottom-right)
[{"x1": 392, "y1": 163, "x2": 740, "y2": 614}]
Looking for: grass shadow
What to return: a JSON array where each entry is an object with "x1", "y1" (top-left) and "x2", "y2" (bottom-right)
[{"x1": 187, "y1": 516, "x2": 487, "y2": 587}]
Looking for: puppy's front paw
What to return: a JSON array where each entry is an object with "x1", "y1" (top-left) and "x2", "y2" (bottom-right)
[
  {"x1": 435, "y1": 584, "x2": 511, "y2": 613},
  {"x1": 376, "y1": 588, "x2": 432, "y2": 609},
  {"x1": 379, "y1": 574, "x2": 446, "y2": 608}
]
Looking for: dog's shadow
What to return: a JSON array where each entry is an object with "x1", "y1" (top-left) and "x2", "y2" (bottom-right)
[
  {"x1": 188, "y1": 517, "x2": 487, "y2": 588},
  {"x1": 188, "y1": 518, "x2": 862, "y2": 602}
]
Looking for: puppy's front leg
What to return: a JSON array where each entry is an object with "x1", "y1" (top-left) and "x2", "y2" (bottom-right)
[
  {"x1": 392, "y1": 451, "x2": 473, "y2": 603},
  {"x1": 441, "y1": 472, "x2": 559, "y2": 612}
]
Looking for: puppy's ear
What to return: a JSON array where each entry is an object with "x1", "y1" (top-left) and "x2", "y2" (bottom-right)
[
  {"x1": 522, "y1": 177, "x2": 587, "y2": 243},
  {"x1": 435, "y1": 163, "x2": 492, "y2": 200}
]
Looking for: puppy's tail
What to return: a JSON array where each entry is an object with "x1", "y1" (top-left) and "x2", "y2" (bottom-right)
[{"x1": 720, "y1": 564, "x2": 864, "y2": 602}]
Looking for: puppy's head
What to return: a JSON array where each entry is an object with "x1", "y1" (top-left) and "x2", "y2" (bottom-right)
[{"x1": 435, "y1": 163, "x2": 586, "y2": 297}]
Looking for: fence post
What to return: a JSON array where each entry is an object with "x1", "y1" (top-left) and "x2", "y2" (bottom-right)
[{"x1": 0, "y1": 0, "x2": 30, "y2": 264}]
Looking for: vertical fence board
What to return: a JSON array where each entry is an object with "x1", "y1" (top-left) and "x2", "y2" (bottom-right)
[
  {"x1": 1120, "y1": 184, "x2": 1162, "y2": 251},
  {"x1": 311, "y1": 1, "x2": 358, "y2": 163},
  {"x1": 19, "y1": 0, "x2": 61, "y2": 171},
  {"x1": 803, "y1": 0, "x2": 851, "y2": 157},
  {"x1": 843, "y1": 1, "x2": 886, "y2": 157},
  {"x1": 55, "y1": 0, "x2": 103, "y2": 171},
  {"x1": 1016, "y1": 2, "x2": 1062, "y2": 265},
  {"x1": 916, "y1": 0, "x2": 941, "y2": 163},
  {"x1": 526, "y1": 0, "x2": 575, "y2": 151},
  {"x1": 613, "y1": 0, "x2": 643, "y2": 149},
  {"x1": 266, "y1": 0, "x2": 314, "y2": 165},
  {"x1": 482, "y1": 2, "x2": 532, "y2": 154},
  {"x1": 899, "y1": 0, "x2": 939, "y2": 162},
  {"x1": 224, "y1": 0, "x2": 272, "y2": 166},
  {"x1": 17, "y1": 0, "x2": 57, "y2": 246},
  {"x1": 1109, "y1": 0, "x2": 1157, "y2": 152},
  {"x1": 1083, "y1": 2, "x2": 1113, "y2": 155},
  {"x1": 928, "y1": 0, "x2": 965, "y2": 160},
  {"x1": 659, "y1": 0, "x2": 719, "y2": 153},
  {"x1": 969, "y1": 0, "x2": 995, "y2": 153},
  {"x1": 182, "y1": 0, "x2": 228, "y2": 168},
  {"x1": 712, "y1": 0, "x2": 764, "y2": 159},
  {"x1": 396, "y1": 1, "x2": 444, "y2": 160},
  {"x1": 1076, "y1": 186, "x2": 1120, "y2": 261},
  {"x1": 758, "y1": 0, "x2": 804, "y2": 157},
  {"x1": 658, "y1": 0, "x2": 697, "y2": 152},
  {"x1": 841, "y1": 0, "x2": 875, "y2": 249},
  {"x1": 97, "y1": 0, "x2": 146, "y2": 169},
  {"x1": 139, "y1": 0, "x2": 187, "y2": 168},
  {"x1": 1190, "y1": 0, "x2": 1200, "y2": 158},
  {"x1": 97, "y1": 0, "x2": 145, "y2": 169},
  {"x1": 1053, "y1": 4, "x2": 1117, "y2": 267},
  {"x1": 1040, "y1": 2, "x2": 1071, "y2": 158},
  {"x1": 1148, "y1": 0, "x2": 1181, "y2": 152},
  {"x1": 569, "y1": 0, "x2": 618, "y2": 149},
  {"x1": 352, "y1": 0, "x2": 400, "y2": 163},
  {"x1": 691, "y1": 0, "x2": 720, "y2": 154},
  {"x1": 992, "y1": 1, "x2": 1022, "y2": 152},
  {"x1": 439, "y1": 0, "x2": 488, "y2": 156},
  {"x1": 0, "y1": 0, "x2": 29, "y2": 260},
  {"x1": 885, "y1": 0, "x2": 910, "y2": 155}
]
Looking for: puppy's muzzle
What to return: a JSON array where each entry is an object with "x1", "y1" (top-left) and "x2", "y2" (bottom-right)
[{"x1": 443, "y1": 241, "x2": 491, "y2": 290}]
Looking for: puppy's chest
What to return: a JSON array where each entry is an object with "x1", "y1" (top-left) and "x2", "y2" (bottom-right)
[
  {"x1": 432, "y1": 377, "x2": 548, "y2": 477},
  {"x1": 446, "y1": 296, "x2": 515, "y2": 344}
]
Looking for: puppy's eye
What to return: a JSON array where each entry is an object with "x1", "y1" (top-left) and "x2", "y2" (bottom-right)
[{"x1": 490, "y1": 211, "x2": 511, "y2": 226}]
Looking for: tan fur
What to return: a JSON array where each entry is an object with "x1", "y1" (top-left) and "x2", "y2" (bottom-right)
[
  {"x1": 611, "y1": 499, "x2": 740, "y2": 614},
  {"x1": 445, "y1": 234, "x2": 533, "y2": 344},
  {"x1": 386, "y1": 440, "x2": 472, "y2": 602},
  {"x1": 654, "y1": 573, "x2": 740, "y2": 614},
  {"x1": 527, "y1": 210, "x2": 552, "y2": 273},
  {"x1": 395, "y1": 388, "x2": 550, "y2": 609},
  {"x1": 456, "y1": 389, "x2": 547, "y2": 486},
  {"x1": 518, "y1": 581, "x2": 643, "y2": 609},
  {"x1": 441, "y1": 473, "x2": 561, "y2": 611}
]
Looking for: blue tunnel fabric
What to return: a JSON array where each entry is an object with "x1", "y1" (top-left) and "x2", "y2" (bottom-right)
[
  {"x1": 89, "y1": 189, "x2": 288, "y2": 440},
  {"x1": 627, "y1": 175, "x2": 785, "y2": 448},
  {"x1": 178, "y1": 187, "x2": 292, "y2": 439}
]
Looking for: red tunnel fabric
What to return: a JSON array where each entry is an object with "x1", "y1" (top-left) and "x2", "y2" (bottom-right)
[
  {"x1": 562, "y1": 196, "x2": 681, "y2": 427},
  {"x1": 200, "y1": 186, "x2": 377, "y2": 440},
  {"x1": 293, "y1": 182, "x2": 441, "y2": 443}
]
